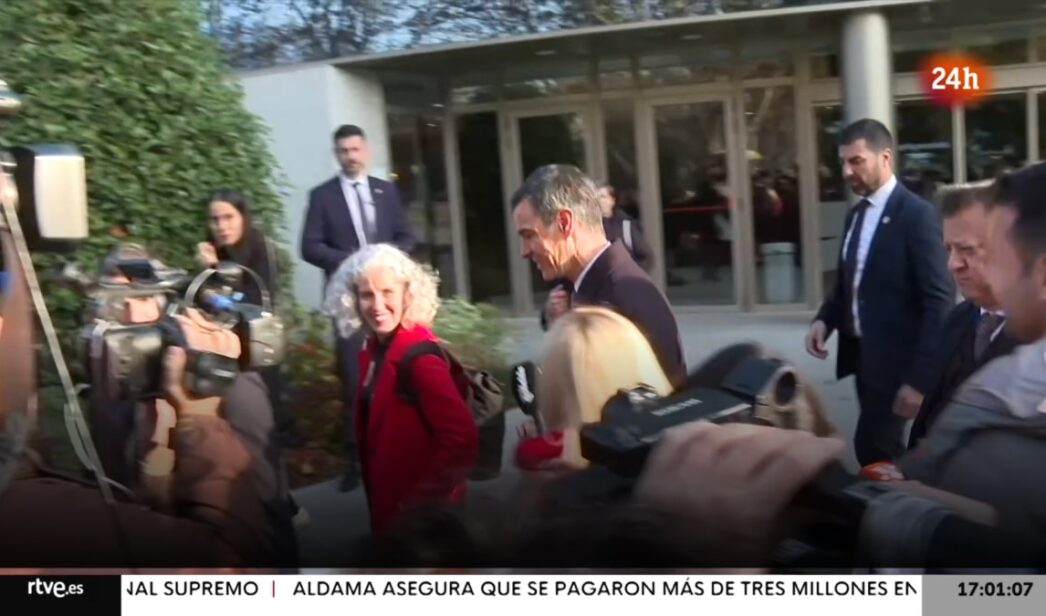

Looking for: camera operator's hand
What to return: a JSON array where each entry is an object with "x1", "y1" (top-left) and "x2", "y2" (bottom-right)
[
  {"x1": 124, "y1": 296, "x2": 162, "y2": 324},
  {"x1": 163, "y1": 308, "x2": 241, "y2": 418},
  {"x1": 634, "y1": 422, "x2": 845, "y2": 561},
  {"x1": 196, "y1": 241, "x2": 219, "y2": 268},
  {"x1": 805, "y1": 320, "x2": 829, "y2": 359}
]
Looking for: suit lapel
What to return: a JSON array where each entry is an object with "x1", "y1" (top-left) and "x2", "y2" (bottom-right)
[
  {"x1": 984, "y1": 320, "x2": 1019, "y2": 361},
  {"x1": 955, "y1": 301, "x2": 979, "y2": 357},
  {"x1": 837, "y1": 204, "x2": 859, "y2": 268},
  {"x1": 370, "y1": 176, "x2": 388, "y2": 241},
  {"x1": 858, "y1": 182, "x2": 904, "y2": 290}
]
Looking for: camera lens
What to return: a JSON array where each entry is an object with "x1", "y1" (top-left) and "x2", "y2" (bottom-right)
[{"x1": 773, "y1": 370, "x2": 798, "y2": 407}]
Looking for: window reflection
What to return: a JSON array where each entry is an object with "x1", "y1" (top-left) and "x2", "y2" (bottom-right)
[
  {"x1": 1039, "y1": 92, "x2": 1046, "y2": 161},
  {"x1": 962, "y1": 30, "x2": 1029, "y2": 66},
  {"x1": 896, "y1": 99, "x2": 953, "y2": 202},
  {"x1": 389, "y1": 114, "x2": 455, "y2": 296},
  {"x1": 603, "y1": 99, "x2": 640, "y2": 221},
  {"x1": 745, "y1": 87, "x2": 804, "y2": 304},
  {"x1": 966, "y1": 94, "x2": 1027, "y2": 181},
  {"x1": 815, "y1": 104, "x2": 845, "y2": 301},
  {"x1": 457, "y1": 113, "x2": 511, "y2": 307},
  {"x1": 893, "y1": 40, "x2": 953, "y2": 73},
  {"x1": 655, "y1": 101, "x2": 734, "y2": 306},
  {"x1": 638, "y1": 48, "x2": 732, "y2": 87}
]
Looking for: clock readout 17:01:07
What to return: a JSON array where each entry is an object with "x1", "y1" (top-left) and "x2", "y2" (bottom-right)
[{"x1": 957, "y1": 582, "x2": 1033, "y2": 597}]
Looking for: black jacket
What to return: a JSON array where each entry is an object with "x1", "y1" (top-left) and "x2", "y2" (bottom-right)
[
  {"x1": 300, "y1": 175, "x2": 417, "y2": 281},
  {"x1": 556, "y1": 242, "x2": 685, "y2": 385},
  {"x1": 907, "y1": 300, "x2": 1019, "y2": 448},
  {"x1": 815, "y1": 181, "x2": 954, "y2": 395}
]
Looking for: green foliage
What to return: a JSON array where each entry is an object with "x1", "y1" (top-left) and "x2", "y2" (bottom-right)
[
  {"x1": 433, "y1": 296, "x2": 514, "y2": 374},
  {"x1": 0, "y1": 0, "x2": 289, "y2": 353}
]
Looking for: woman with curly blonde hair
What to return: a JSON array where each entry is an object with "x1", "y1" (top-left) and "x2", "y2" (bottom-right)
[{"x1": 324, "y1": 244, "x2": 477, "y2": 533}]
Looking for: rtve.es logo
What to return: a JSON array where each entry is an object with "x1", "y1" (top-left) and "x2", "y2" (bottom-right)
[
  {"x1": 27, "y1": 578, "x2": 85, "y2": 599},
  {"x1": 918, "y1": 51, "x2": 994, "y2": 106}
]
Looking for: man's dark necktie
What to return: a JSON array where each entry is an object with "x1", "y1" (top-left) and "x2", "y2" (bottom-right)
[
  {"x1": 352, "y1": 181, "x2": 375, "y2": 242},
  {"x1": 842, "y1": 199, "x2": 871, "y2": 337},
  {"x1": 974, "y1": 312, "x2": 1005, "y2": 359}
]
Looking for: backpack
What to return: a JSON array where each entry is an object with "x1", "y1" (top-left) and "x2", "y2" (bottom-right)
[{"x1": 396, "y1": 341, "x2": 506, "y2": 481}]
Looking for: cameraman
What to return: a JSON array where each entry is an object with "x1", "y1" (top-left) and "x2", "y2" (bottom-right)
[
  {"x1": 86, "y1": 243, "x2": 169, "y2": 487},
  {"x1": 0, "y1": 266, "x2": 287, "y2": 568}
]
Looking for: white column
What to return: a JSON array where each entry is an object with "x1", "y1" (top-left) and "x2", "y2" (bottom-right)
[
  {"x1": 841, "y1": 10, "x2": 894, "y2": 134},
  {"x1": 239, "y1": 64, "x2": 389, "y2": 309}
]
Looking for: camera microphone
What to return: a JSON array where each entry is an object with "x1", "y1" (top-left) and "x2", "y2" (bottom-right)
[{"x1": 511, "y1": 361, "x2": 543, "y2": 432}]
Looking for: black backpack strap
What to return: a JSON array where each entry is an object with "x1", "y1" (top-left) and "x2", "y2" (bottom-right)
[{"x1": 396, "y1": 341, "x2": 450, "y2": 436}]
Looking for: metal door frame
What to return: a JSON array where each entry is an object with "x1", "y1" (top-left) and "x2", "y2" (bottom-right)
[
  {"x1": 637, "y1": 93, "x2": 743, "y2": 310},
  {"x1": 499, "y1": 104, "x2": 599, "y2": 314}
]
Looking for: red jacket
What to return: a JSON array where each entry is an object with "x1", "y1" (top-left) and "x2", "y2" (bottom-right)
[{"x1": 356, "y1": 324, "x2": 478, "y2": 533}]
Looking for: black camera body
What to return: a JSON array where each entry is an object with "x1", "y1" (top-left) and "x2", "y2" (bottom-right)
[
  {"x1": 580, "y1": 355, "x2": 805, "y2": 475},
  {"x1": 76, "y1": 257, "x2": 286, "y2": 401},
  {"x1": 563, "y1": 351, "x2": 897, "y2": 568}
]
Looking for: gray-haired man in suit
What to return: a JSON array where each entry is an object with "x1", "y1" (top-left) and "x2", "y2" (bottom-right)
[{"x1": 511, "y1": 164, "x2": 685, "y2": 385}]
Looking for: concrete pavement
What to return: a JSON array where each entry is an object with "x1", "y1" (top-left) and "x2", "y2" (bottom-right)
[{"x1": 292, "y1": 310, "x2": 861, "y2": 566}]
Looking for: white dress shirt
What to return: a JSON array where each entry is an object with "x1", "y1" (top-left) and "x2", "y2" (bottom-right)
[
  {"x1": 574, "y1": 242, "x2": 612, "y2": 293},
  {"x1": 340, "y1": 174, "x2": 376, "y2": 247},
  {"x1": 841, "y1": 173, "x2": 897, "y2": 336}
]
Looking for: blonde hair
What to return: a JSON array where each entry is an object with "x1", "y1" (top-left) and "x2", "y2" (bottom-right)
[
  {"x1": 322, "y1": 243, "x2": 440, "y2": 338},
  {"x1": 538, "y1": 306, "x2": 673, "y2": 431}
]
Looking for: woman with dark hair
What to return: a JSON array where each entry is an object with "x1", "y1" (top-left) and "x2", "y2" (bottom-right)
[
  {"x1": 197, "y1": 189, "x2": 278, "y2": 306},
  {"x1": 197, "y1": 190, "x2": 283, "y2": 417},
  {"x1": 197, "y1": 190, "x2": 305, "y2": 525}
]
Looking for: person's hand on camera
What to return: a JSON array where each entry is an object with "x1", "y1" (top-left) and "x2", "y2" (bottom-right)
[
  {"x1": 124, "y1": 296, "x2": 162, "y2": 324},
  {"x1": 634, "y1": 422, "x2": 845, "y2": 560},
  {"x1": 162, "y1": 308, "x2": 240, "y2": 418},
  {"x1": 196, "y1": 242, "x2": 218, "y2": 268},
  {"x1": 805, "y1": 320, "x2": 829, "y2": 359}
]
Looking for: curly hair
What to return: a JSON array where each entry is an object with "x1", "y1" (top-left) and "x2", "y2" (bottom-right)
[{"x1": 323, "y1": 244, "x2": 441, "y2": 339}]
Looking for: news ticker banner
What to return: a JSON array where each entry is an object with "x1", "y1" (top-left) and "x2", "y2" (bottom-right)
[{"x1": 1, "y1": 574, "x2": 1043, "y2": 616}]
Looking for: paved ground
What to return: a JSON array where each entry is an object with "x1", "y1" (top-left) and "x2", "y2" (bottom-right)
[{"x1": 293, "y1": 310, "x2": 861, "y2": 566}]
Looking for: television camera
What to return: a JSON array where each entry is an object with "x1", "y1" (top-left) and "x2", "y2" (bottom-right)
[
  {"x1": 63, "y1": 254, "x2": 286, "y2": 402},
  {"x1": 510, "y1": 346, "x2": 908, "y2": 568}
]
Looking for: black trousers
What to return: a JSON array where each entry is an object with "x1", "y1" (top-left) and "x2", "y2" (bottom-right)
[
  {"x1": 334, "y1": 328, "x2": 367, "y2": 462},
  {"x1": 848, "y1": 339, "x2": 907, "y2": 466}
]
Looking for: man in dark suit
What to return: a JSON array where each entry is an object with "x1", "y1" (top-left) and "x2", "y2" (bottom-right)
[
  {"x1": 907, "y1": 183, "x2": 1019, "y2": 448},
  {"x1": 805, "y1": 119, "x2": 953, "y2": 466},
  {"x1": 511, "y1": 165, "x2": 685, "y2": 385},
  {"x1": 300, "y1": 124, "x2": 417, "y2": 491}
]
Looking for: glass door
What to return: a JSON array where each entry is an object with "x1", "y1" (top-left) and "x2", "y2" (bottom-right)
[
  {"x1": 743, "y1": 86, "x2": 806, "y2": 306},
  {"x1": 646, "y1": 97, "x2": 739, "y2": 307},
  {"x1": 504, "y1": 107, "x2": 596, "y2": 311}
]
